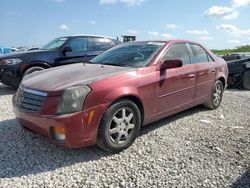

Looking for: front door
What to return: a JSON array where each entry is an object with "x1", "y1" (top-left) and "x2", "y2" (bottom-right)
[
  {"x1": 56, "y1": 37, "x2": 91, "y2": 65},
  {"x1": 157, "y1": 43, "x2": 196, "y2": 115}
]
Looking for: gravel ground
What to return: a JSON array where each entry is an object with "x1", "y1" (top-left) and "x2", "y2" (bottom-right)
[{"x1": 0, "y1": 83, "x2": 249, "y2": 188}]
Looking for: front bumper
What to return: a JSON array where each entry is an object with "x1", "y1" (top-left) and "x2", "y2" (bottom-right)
[
  {"x1": 0, "y1": 66, "x2": 4, "y2": 79},
  {"x1": 13, "y1": 98, "x2": 108, "y2": 148},
  {"x1": 0, "y1": 65, "x2": 22, "y2": 86}
]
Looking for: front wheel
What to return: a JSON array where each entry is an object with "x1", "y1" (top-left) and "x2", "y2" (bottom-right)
[
  {"x1": 204, "y1": 80, "x2": 224, "y2": 109},
  {"x1": 23, "y1": 66, "x2": 45, "y2": 78},
  {"x1": 243, "y1": 70, "x2": 250, "y2": 90},
  {"x1": 97, "y1": 99, "x2": 141, "y2": 153}
]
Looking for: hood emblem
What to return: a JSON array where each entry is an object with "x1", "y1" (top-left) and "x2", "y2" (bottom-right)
[{"x1": 16, "y1": 90, "x2": 24, "y2": 106}]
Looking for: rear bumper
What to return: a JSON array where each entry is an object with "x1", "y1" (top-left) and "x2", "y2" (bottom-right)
[{"x1": 13, "y1": 98, "x2": 108, "y2": 148}]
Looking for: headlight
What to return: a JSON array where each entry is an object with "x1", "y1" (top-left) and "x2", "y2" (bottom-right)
[
  {"x1": 56, "y1": 85, "x2": 91, "y2": 115},
  {"x1": 0, "y1": 58, "x2": 22, "y2": 65}
]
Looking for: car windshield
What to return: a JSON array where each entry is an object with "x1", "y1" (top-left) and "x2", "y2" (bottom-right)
[
  {"x1": 90, "y1": 42, "x2": 165, "y2": 68},
  {"x1": 41, "y1": 37, "x2": 68, "y2": 50}
]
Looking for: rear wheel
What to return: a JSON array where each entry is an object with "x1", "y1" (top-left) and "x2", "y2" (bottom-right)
[
  {"x1": 204, "y1": 80, "x2": 224, "y2": 109},
  {"x1": 23, "y1": 66, "x2": 45, "y2": 78},
  {"x1": 97, "y1": 99, "x2": 141, "y2": 153},
  {"x1": 242, "y1": 70, "x2": 250, "y2": 90}
]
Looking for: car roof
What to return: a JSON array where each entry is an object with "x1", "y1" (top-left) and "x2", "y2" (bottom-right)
[
  {"x1": 124, "y1": 40, "x2": 201, "y2": 45},
  {"x1": 168, "y1": 39, "x2": 202, "y2": 44},
  {"x1": 67, "y1": 34, "x2": 116, "y2": 40}
]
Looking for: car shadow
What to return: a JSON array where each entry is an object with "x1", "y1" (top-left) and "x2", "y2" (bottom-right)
[
  {"x1": 0, "y1": 83, "x2": 16, "y2": 96},
  {"x1": 0, "y1": 105, "x2": 209, "y2": 178},
  {"x1": 139, "y1": 105, "x2": 208, "y2": 136},
  {"x1": 231, "y1": 169, "x2": 250, "y2": 188}
]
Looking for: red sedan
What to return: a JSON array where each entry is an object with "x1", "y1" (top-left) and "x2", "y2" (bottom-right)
[{"x1": 13, "y1": 40, "x2": 228, "y2": 152}]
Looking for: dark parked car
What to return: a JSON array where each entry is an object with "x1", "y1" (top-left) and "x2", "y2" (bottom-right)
[
  {"x1": 222, "y1": 53, "x2": 250, "y2": 90},
  {"x1": 222, "y1": 52, "x2": 250, "y2": 61},
  {"x1": 0, "y1": 35, "x2": 120, "y2": 87},
  {"x1": 13, "y1": 40, "x2": 228, "y2": 152}
]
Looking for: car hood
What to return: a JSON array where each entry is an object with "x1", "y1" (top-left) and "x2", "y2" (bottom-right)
[
  {"x1": 0, "y1": 50, "x2": 52, "y2": 59},
  {"x1": 21, "y1": 63, "x2": 134, "y2": 93}
]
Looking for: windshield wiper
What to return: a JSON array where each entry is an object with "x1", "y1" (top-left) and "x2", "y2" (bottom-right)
[
  {"x1": 102, "y1": 63, "x2": 122, "y2": 67},
  {"x1": 88, "y1": 62, "x2": 127, "y2": 67}
]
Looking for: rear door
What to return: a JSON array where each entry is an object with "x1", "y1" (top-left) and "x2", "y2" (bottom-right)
[
  {"x1": 188, "y1": 43, "x2": 216, "y2": 101},
  {"x1": 157, "y1": 43, "x2": 196, "y2": 114},
  {"x1": 88, "y1": 37, "x2": 112, "y2": 59}
]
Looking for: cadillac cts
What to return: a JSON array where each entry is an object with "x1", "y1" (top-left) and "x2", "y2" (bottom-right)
[{"x1": 13, "y1": 40, "x2": 228, "y2": 152}]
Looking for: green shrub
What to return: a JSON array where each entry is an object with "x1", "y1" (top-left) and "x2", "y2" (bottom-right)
[{"x1": 212, "y1": 45, "x2": 250, "y2": 55}]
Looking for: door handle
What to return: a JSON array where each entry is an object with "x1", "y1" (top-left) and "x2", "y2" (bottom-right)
[
  {"x1": 210, "y1": 69, "x2": 216, "y2": 73},
  {"x1": 188, "y1": 74, "x2": 195, "y2": 79}
]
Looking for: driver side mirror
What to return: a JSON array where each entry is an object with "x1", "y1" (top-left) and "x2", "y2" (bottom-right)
[
  {"x1": 62, "y1": 46, "x2": 72, "y2": 55},
  {"x1": 160, "y1": 59, "x2": 183, "y2": 70}
]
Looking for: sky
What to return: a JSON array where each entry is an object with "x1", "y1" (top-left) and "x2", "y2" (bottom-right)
[{"x1": 0, "y1": 0, "x2": 250, "y2": 49}]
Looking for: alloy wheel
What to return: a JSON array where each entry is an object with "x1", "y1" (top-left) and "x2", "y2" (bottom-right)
[
  {"x1": 108, "y1": 107, "x2": 135, "y2": 145},
  {"x1": 213, "y1": 83, "x2": 223, "y2": 107}
]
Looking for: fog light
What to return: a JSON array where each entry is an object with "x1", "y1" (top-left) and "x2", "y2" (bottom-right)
[{"x1": 53, "y1": 127, "x2": 65, "y2": 142}]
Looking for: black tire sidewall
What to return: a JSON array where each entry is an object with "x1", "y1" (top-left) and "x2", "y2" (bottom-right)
[
  {"x1": 98, "y1": 100, "x2": 141, "y2": 152},
  {"x1": 243, "y1": 70, "x2": 250, "y2": 90},
  {"x1": 212, "y1": 80, "x2": 224, "y2": 109},
  {"x1": 23, "y1": 67, "x2": 45, "y2": 78}
]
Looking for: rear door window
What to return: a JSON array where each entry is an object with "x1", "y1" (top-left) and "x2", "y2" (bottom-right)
[
  {"x1": 190, "y1": 44, "x2": 209, "y2": 64},
  {"x1": 91, "y1": 37, "x2": 109, "y2": 51},
  {"x1": 207, "y1": 54, "x2": 214, "y2": 62}
]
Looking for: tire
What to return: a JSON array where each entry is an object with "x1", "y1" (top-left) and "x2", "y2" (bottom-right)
[
  {"x1": 204, "y1": 80, "x2": 224, "y2": 109},
  {"x1": 23, "y1": 66, "x2": 45, "y2": 78},
  {"x1": 97, "y1": 99, "x2": 141, "y2": 153},
  {"x1": 242, "y1": 70, "x2": 250, "y2": 90}
]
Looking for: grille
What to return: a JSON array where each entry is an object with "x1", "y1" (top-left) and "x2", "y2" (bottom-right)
[{"x1": 16, "y1": 88, "x2": 48, "y2": 112}]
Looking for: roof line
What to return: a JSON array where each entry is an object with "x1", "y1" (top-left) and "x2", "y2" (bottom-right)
[{"x1": 72, "y1": 34, "x2": 114, "y2": 39}]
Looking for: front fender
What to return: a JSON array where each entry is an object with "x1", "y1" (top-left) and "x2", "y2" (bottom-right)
[
  {"x1": 84, "y1": 86, "x2": 143, "y2": 114},
  {"x1": 103, "y1": 86, "x2": 141, "y2": 104}
]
